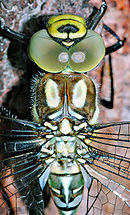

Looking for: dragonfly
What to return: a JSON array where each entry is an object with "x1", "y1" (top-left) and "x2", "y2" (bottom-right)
[{"x1": 0, "y1": 0, "x2": 129, "y2": 214}]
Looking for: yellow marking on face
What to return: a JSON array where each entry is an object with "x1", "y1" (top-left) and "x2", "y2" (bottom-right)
[
  {"x1": 62, "y1": 41, "x2": 74, "y2": 46},
  {"x1": 48, "y1": 14, "x2": 86, "y2": 26},
  {"x1": 47, "y1": 14, "x2": 87, "y2": 40}
]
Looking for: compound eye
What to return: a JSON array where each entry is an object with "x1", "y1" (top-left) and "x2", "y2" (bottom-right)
[
  {"x1": 69, "y1": 30, "x2": 105, "y2": 73},
  {"x1": 29, "y1": 30, "x2": 68, "y2": 73}
]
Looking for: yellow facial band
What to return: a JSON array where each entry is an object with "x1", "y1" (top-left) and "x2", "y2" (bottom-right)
[
  {"x1": 47, "y1": 19, "x2": 87, "y2": 39},
  {"x1": 48, "y1": 14, "x2": 86, "y2": 26}
]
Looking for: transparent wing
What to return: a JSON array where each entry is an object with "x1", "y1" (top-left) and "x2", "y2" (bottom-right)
[
  {"x1": 0, "y1": 154, "x2": 46, "y2": 214},
  {"x1": 0, "y1": 116, "x2": 51, "y2": 214},
  {"x1": 0, "y1": 116, "x2": 51, "y2": 156},
  {"x1": 0, "y1": 117, "x2": 130, "y2": 214},
  {"x1": 77, "y1": 121, "x2": 130, "y2": 214},
  {"x1": 85, "y1": 177, "x2": 129, "y2": 215}
]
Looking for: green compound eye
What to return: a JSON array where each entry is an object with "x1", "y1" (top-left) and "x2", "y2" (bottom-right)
[
  {"x1": 29, "y1": 29, "x2": 105, "y2": 73},
  {"x1": 69, "y1": 30, "x2": 105, "y2": 73},
  {"x1": 29, "y1": 30, "x2": 68, "y2": 73}
]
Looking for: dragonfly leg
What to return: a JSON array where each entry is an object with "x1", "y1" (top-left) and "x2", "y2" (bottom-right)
[
  {"x1": 87, "y1": 0, "x2": 107, "y2": 30},
  {"x1": 104, "y1": 24, "x2": 126, "y2": 55},
  {"x1": 100, "y1": 54, "x2": 114, "y2": 109},
  {"x1": 0, "y1": 18, "x2": 29, "y2": 44}
]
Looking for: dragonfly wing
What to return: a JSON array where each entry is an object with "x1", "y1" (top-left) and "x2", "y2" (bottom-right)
[
  {"x1": 78, "y1": 121, "x2": 130, "y2": 213},
  {"x1": 79, "y1": 122, "x2": 130, "y2": 186},
  {"x1": 0, "y1": 116, "x2": 47, "y2": 157},
  {"x1": 86, "y1": 177, "x2": 129, "y2": 215},
  {"x1": 0, "y1": 116, "x2": 52, "y2": 214},
  {"x1": 88, "y1": 122, "x2": 130, "y2": 187},
  {"x1": 85, "y1": 164, "x2": 129, "y2": 206},
  {"x1": 0, "y1": 152, "x2": 50, "y2": 214}
]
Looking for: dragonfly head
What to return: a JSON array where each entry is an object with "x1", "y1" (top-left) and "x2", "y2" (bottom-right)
[{"x1": 47, "y1": 14, "x2": 87, "y2": 48}]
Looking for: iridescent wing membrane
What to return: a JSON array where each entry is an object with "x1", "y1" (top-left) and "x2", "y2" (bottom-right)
[
  {"x1": 78, "y1": 121, "x2": 130, "y2": 214},
  {"x1": 0, "y1": 116, "x2": 129, "y2": 214},
  {"x1": 0, "y1": 116, "x2": 51, "y2": 214}
]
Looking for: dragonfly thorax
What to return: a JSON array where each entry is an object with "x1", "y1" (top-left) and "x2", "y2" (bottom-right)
[
  {"x1": 31, "y1": 72, "x2": 99, "y2": 125},
  {"x1": 55, "y1": 136, "x2": 76, "y2": 158}
]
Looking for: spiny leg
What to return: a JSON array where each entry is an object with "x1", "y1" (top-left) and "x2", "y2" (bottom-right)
[
  {"x1": 100, "y1": 24, "x2": 126, "y2": 108},
  {"x1": 0, "y1": 19, "x2": 29, "y2": 44},
  {"x1": 87, "y1": 0, "x2": 107, "y2": 30},
  {"x1": 100, "y1": 54, "x2": 114, "y2": 109},
  {"x1": 104, "y1": 24, "x2": 126, "y2": 55}
]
